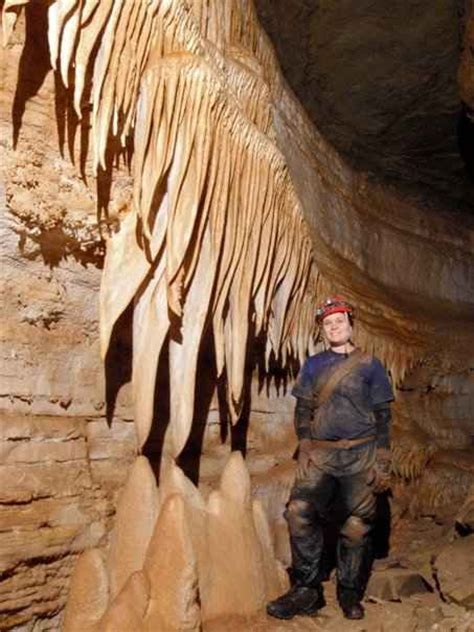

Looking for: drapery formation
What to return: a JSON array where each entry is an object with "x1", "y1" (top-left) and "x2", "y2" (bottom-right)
[{"x1": 3, "y1": 0, "x2": 321, "y2": 456}]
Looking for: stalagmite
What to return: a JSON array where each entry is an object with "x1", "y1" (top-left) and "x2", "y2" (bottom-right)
[
  {"x1": 158, "y1": 458, "x2": 206, "y2": 515},
  {"x1": 158, "y1": 459, "x2": 209, "y2": 603},
  {"x1": 99, "y1": 571, "x2": 150, "y2": 632},
  {"x1": 143, "y1": 493, "x2": 201, "y2": 632},
  {"x1": 201, "y1": 452, "x2": 267, "y2": 622},
  {"x1": 106, "y1": 456, "x2": 159, "y2": 600},
  {"x1": 62, "y1": 549, "x2": 109, "y2": 632},
  {"x1": 252, "y1": 499, "x2": 290, "y2": 601}
]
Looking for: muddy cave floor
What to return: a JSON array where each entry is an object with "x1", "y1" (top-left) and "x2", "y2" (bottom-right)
[
  {"x1": 172, "y1": 446, "x2": 474, "y2": 632},
  {"x1": 216, "y1": 516, "x2": 474, "y2": 632}
]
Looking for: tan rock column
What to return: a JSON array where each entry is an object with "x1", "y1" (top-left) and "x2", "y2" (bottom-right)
[
  {"x1": 99, "y1": 570, "x2": 150, "y2": 632},
  {"x1": 252, "y1": 499, "x2": 289, "y2": 601}
]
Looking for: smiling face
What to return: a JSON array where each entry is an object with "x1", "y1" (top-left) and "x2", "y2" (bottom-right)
[{"x1": 321, "y1": 311, "x2": 353, "y2": 349}]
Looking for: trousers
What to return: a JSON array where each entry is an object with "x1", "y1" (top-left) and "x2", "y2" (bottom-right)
[{"x1": 285, "y1": 445, "x2": 376, "y2": 608}]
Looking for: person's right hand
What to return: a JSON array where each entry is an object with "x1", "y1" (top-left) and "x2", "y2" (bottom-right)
[{"x1": 296, "y1": 439, "x2": 313, "y2": 479}]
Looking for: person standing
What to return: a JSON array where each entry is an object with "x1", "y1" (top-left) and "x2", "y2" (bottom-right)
[{"x1": 267, "y1": 296, "x2": 394, "y2": 620}]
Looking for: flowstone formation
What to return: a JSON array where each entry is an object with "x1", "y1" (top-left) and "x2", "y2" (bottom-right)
[{"x1": 1, "y1": 0, "x2": 474, "y2": 630}]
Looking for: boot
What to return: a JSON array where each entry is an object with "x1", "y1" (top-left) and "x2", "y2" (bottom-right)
[
  {"x1": 342, "y1": 602, "x2": 365, "y2": 620},
  {"x1": 338, "y1": 584, "x2": 365, "y2": 619},
  {"x1": 266, "y1": 585, "x2": 325, "y2": 620}
]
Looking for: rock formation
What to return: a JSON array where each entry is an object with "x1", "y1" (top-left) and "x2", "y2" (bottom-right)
[
  {"x1": 0, "y1": 0, "x2": 473, "y2": 630},
  {"x1": 60, "y1": 454, "x2": 288, "y2": 631}
]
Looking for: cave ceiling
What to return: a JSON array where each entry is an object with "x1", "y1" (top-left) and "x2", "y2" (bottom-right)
[{"x1": 255, "y1": 0, "x2": 474, "y2": 215}]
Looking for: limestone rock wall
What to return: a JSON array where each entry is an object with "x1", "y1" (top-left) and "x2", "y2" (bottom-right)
[{"x1": 0, "y1": 19, "x2": 137, "y2": 628}]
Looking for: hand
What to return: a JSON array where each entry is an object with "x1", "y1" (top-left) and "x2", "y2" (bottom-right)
[
  {"x1": 372, "y1": 467, "x2": 391, "y2": 493},
  {"x1": 296, "y1": 439, "x2": 313, "y2": 479},
  {"x1": 371, "y1": 450, "x2": 392, "y2": 493}
]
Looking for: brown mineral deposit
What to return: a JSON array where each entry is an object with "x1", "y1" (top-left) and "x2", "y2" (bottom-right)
[
  {"x1": 252, "y1": 498, "x2": 290, "y2": 601},
  {"x1": 158, "y1": 458, "x2": 208, "y2": 594},
  {"x1": 201, "y1": 452, "x2": 266, "y2": 622}
]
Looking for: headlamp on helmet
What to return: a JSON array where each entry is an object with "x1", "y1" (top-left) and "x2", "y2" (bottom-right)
[{"x1": 316, "y1": 296, "x2": 354, "y2": 322}]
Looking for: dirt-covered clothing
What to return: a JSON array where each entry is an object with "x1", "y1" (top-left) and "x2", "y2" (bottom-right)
[
  {"x1": 284, "y1": 348, "x2": 394, "y2": 611},
  {"x1": 287, "y1": 459, "x2": 376, "y2": 605},
  {"x1": 292, "y1": 349, "x2": 393, "y2": 449}
]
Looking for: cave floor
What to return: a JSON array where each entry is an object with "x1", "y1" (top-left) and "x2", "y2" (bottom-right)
[
  {"x1": 186, "y1": 447, "x2": 474, "y2": 630},
  {"x1": 209, "y1": 512, "x2": 474, "y2": 631},
  {"x1": 268, "y1": 516, "x2": 472, "y2": 631}
]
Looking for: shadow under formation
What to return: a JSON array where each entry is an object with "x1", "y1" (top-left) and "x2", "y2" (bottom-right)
[
  {"x1": 141, "y1": 324, "x2": 254, "y2": 487},
  {"x1": 137, "y1": 311, "x2": 300, "y2": 485},
  {"x1": 12, "y1": 2, "x2": 50, "y2": 149},
  {"x1": 105, "y1": 302, "x2": 133, "y2": 426},
  {"x1": 13, "y1": 4, "x2": 133, "y2": 231},
  {"x1": 52, "y1": 31, "x2": 133, "y2": 227}
]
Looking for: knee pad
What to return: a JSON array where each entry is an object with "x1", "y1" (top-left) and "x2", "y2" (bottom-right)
[
  {"x1": 340, "y1": 515, "x2": 371, "y2": 543},
  {"x1": 284, "y1": 499, "x2": 312, "y2": 535}
]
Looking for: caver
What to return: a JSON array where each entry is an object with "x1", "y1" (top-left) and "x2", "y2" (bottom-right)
[{"x1": 267, "y1": 296, "x2": 394, "y2": 621}]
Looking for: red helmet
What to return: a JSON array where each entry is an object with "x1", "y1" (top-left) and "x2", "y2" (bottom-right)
[{"x1": 316, "y1": 295, "x2": 354, "y2": 322}]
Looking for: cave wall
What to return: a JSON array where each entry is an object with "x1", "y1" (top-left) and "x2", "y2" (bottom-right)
[{"x1": 0, "y1": 24, "x2": 136, "y2": 625}]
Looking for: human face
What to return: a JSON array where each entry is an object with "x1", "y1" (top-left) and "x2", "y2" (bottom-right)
[{"x1": 321, "y1": 311, "x2": 352, "y2": 348}]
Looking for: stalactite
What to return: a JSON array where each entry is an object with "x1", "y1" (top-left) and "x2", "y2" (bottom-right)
[{"x1": 2, "y1": 0, "x2": 424, "y2": 458}]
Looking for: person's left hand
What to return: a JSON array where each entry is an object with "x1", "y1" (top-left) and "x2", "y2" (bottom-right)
[
  {"x1": 372, "y1": 465, "x2": 391, "y2": 493},
  {"x1": 371, "y1": 449, "x2": 392, "y2": 493}
]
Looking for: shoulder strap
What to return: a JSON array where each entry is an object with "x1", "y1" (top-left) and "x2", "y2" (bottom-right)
[{"x1": 316, "y1": 349, "x2": 370, "y2": 406}]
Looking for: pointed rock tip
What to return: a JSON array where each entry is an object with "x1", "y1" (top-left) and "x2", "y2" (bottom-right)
[
  {"x1": 159, "y1": 458, "x2": 204, "y2": 507},
  {"x1": 126, "y1": 455, "x2": 157, "y2": 488},
  {"x1": 62, "y1": 548, "x2": 108, "y2": 632},
  {"x1": 220, "y1": 451, "x2": 251, "y2": 503},
  {"x1": 100, "y1": 571, "x2": 150, "y2": 632}
]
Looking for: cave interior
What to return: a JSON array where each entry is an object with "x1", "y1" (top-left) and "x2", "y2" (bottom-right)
[{"x1": 0, "y1": 1, "x2": 474, "y2": 631}]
